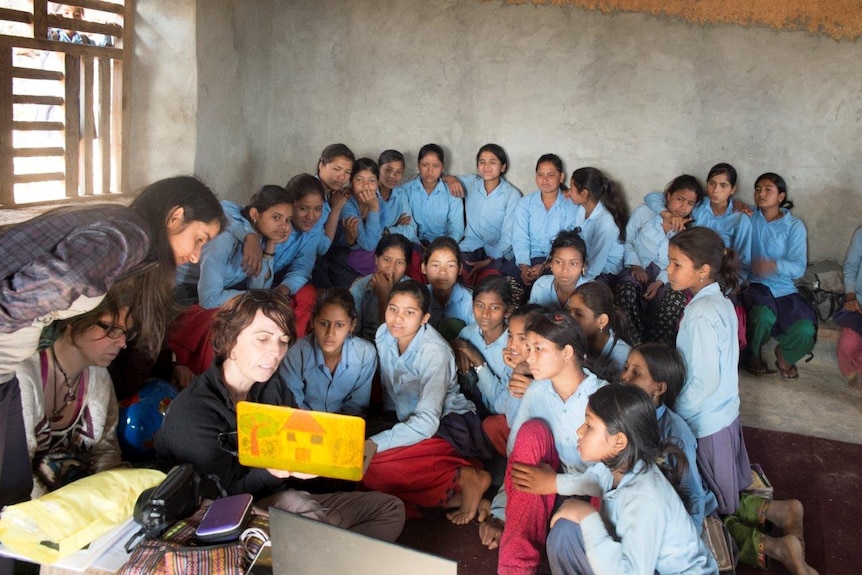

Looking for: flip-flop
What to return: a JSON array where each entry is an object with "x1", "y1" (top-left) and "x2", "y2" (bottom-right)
[
  {"x1": 741, "y1": 359, "x2": 775, "y2": 376},
  {"x1": 774, "y1": 346, "x2": 799, "y2": 379},
  {"x1": 775, "y1": 361, "x2": 799, "y2": 379}
]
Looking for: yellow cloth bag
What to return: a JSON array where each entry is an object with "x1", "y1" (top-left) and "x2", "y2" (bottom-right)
[{"x1": 0, "y1": 468, "x2": 165, "y2": 564}]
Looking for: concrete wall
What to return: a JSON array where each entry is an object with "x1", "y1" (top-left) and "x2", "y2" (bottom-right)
[
  {"x1": 189, "y1": 0, "x2": 862, "y2": 260},
  {"x1": 127, "y1": 0, "x2": 198, "y2": 191}
]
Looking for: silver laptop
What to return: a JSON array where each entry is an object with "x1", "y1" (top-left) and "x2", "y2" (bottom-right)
[{"x1": 269, "y1": 507, "x2": 458, "y2": 575}]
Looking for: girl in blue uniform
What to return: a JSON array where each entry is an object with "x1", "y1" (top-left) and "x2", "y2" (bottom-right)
[
  {"x1": 422, "y1": 236, "x2": 475, "y2": 340},
  {"x1": 566, "y1": 167, "x2": 629, "y2": 283},
  {"x1": 644, "y1": 163, "x2": 752, "y2": 278},
  {"x1": 528, "y1": 229, "x2": 587, "y2": 310},
  {"x1": 455, "y1": 144, "x2": 522, "y2": 284},
  {"x1": 667, "y1": 226, "x2": 749, "y2": 515},
  {"x1": 511, "y1": 154, "x2": 582, "y2": 286},
  {"x1": 491, "y1": 312, "x2": 607, "y2": 575},
  {"x1": 350, "y1": 234, "x2": 412, "y2": 342},
  {"x1": 452, "y1": 276, "x2": 516, "y2": 418},
  {"x1": 567, "y1": 281, "x2": 632, "y2": 377},
  {"x1": 360, "y1": 280, "x2": 492, "y2": 525},
  {"x1": 340, "y1": 158, "x2": 386, "y2": 279},
  {"x1": 397, "y1": 143, "x2": 465, "y2": 244},
  {"x1": 740, "y1": 173, "x2": 815, "y2": 379},
  {"x1": 621, "y1": 343, "x2": 717, "y2": 531},
  {"x1": 616, "y1": 174, "x2": 702, "y2": 346},
  {"x1": 195, "y1": 185, "x2": 294, "y2": 309},
  {"x1": 280, "y1": 288, "x2": 376, "y2": 416},
  {"x1": 376, "y1": 150, "x2": 415, "y2": 240},
  {"x1": 545, "y1": 384, "x2": 717, "y2": 575}
]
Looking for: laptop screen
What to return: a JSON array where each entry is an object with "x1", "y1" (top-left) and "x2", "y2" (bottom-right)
[{"x1": 269, "y1": 507, "x2": 458, "y2": 575}]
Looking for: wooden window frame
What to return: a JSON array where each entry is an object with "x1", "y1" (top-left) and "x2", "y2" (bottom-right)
[{"x1": 0, "y1": 0, "x2": 132, "y2": 207}]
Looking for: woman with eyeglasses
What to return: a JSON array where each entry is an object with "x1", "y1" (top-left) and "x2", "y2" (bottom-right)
[
  {"x1": 155, "y1": 290, "x2": 405, "y2": 542},
  {"x1": 16, "y1": 291, "x2": 134, "y2": 498},
  {"x1": 0, "y1": 176, "x2": 223, "y2": 534}
]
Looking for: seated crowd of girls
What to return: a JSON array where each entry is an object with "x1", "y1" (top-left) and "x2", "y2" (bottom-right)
[{"x1": 4, "y1": 145, "x2": 853, "y2": 575}]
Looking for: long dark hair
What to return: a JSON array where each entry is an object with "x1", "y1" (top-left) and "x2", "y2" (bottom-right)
[
  {"x1": 127, "y1": 175, "x2": 224, "y2": 358},
  {"x1": 587, "y1": 384, "x2": 687, "y2": 486},
  {"x1": 631, "y1": 343, "x2": 686, "y2": 410},
  {"x1": 669, "y1": 227, "x2": 741, "y2": 297},
  {"x1": 571, "y1": 167, "x2": 629, "y2": 242}
]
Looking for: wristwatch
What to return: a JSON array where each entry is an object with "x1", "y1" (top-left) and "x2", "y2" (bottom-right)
[{"x1": 474, "y1": 362, "x2": 487, "y2": 373}]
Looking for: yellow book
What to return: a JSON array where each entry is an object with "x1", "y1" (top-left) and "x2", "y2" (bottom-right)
[{"x1": 236, "y1": 402, "x2": 372, "y2": 481}]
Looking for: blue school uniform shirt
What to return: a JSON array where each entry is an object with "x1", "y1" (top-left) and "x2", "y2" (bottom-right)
[
  {"x1": 339, "y1": 192, "x2": 386, "y2": 252},
  {"x1": 579, "y1": 460, "x2": 717, "y2": 575},
  {"x1": 580, "y1": 201, "x2": 625, "y2": 280},
  {"x1": 657, "y1": 404, "x2": 718, "y2": 532},
  {"x1": 457, "y1": 175, "x2": 522, "y2": 259},
  {"x1": 456, "y1": 323, "x2": 516, "y2": 419},
  {"x1": 527, "y1": 275, "x2": 588, "y2": 309},
  {"x1": 221, "y1": 201, "x2": 324, "y2": 295},
  {"x1": 491, "y1": 370, "x2": 608, "y2": 521},
  {"x1": 644, "y1": 192, "x2": 753, "y2": 279},
  {"x1": 675, "y1": 282, "x2": 740, "y2": 438},
  {"x1": 599, "y1": 329, "x2": 631, "y2": 375},
  {"x1": 844, "y1": 226, "x2": 862, "y2": 300},
  {"x1": 750, "y1": 208, "x2": 808, "y2": 298},
  {"x1": 197, "y1": 227, "x2": 271, "y2": 309},
  {"x1": 624, "y1": 204, "x2": 677, "y2": 283},
  {"x1": 313, "y1": 175, "x2": 335, "y2": 256},
  {"x1": 428, "y1": 283, "x2": 475, "y2": 328},
  {"x1": 279, "y1": 334, "x2": 377, "y2": 416},
  {"x1": 372, "y1": 323, "x2": 475, "y2": 452},
  {"x1": 380, "y1": 187, "x2": 419, "y2": 243},
  {"x1": 511, "y1": 191, "x2": 584, "y2": 265},
  {"x1": 195, "y1": 201, "x2": 270, "y2": 309},
  {"x1": 508, "y1": 371, "x2": 607, "y2": 493},
  {"x1": 398, "y1": 178, "x2": 464, "y2": 242}
]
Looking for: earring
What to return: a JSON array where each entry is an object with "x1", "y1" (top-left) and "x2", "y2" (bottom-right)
[
  {"x1": 699, "y1": 274, "x2": 705, "y2": 283},
  {"x1": 599, "y1": 325, "x2": 603, "y2": 333}
]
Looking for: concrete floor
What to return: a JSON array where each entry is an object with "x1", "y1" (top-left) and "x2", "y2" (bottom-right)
[{"x1": 739, "y1": 326, "x2": 862, "y2": 445}]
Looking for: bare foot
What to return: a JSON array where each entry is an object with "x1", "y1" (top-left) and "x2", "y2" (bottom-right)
[
  {"x1": 767, "y1": 499, "x2": 804, "y2": 542},
  {"x1": 446, "y1": 467, "x2": 492, "y2": 525},
  {"x1": 764, "y1": 534, "x2": 818, "y2": 575}
]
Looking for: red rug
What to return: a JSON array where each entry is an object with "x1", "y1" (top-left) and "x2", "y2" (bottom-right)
[{"x1": 397, "y1": 426, "x2": 862, "y2": 574}]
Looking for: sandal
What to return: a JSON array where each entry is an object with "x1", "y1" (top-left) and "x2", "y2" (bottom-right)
[
  {"x1": 775, "y1": 361, "x2": 799, "y2": 379},
  {"x1": 741, "y1": 359, "x2": 775, "y2": 376},
  {"x1": 774, "y1": 346, "x2": 800, "y2": 379}
]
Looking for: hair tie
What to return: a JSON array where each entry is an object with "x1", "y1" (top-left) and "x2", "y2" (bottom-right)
[
  {"x1": 553, "y1": 313, "x2": 567, "y2": 323},
  {"x1": 572, "y1": 226, "x2": 582, "y2": 235}
]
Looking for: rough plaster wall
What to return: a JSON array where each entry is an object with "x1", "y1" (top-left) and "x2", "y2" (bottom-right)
[
  {"x1": 195, "y1": 0, "x2": 276, "y2": 199},
  {"x1": 195, "y1": 0, "x2": 862, "y2": 260},
  {"x1": 127, "y1": 0, "x2": 198, "y2": 191}
]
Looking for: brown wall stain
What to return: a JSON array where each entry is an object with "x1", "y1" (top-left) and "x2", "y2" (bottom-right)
[{"x1": 503, "y1": 0, "x2": 862, "y2": 41}]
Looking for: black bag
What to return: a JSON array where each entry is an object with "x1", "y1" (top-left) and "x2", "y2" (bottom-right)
[
  {"x1": 796, "y1": 259, "x2": 844, "y2": 321},
  {"x1": 124, "y1": 464, "x2": 201, "y2": 552}
]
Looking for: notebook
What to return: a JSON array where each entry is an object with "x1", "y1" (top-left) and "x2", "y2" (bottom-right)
[
  {"x1": 269, "y1": 507, "x2": 459, "y2": 575},
  {"x1": 236, "y1": 401, "x2": 372, "y2": 481}
]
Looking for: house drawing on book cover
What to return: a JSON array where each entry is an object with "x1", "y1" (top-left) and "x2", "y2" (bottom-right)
[{"x1": 236, "y1": 401, "x2": 369, "y2": 481}]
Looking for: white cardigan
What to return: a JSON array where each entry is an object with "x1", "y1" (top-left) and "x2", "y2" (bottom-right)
[{"x1": 17, "y1": 349, "x2": 123, "y2": 498}]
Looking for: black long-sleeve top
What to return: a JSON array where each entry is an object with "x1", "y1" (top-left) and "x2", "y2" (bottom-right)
[{"x1": 155, "y1": 362, "x2": 297, "y2": 499}]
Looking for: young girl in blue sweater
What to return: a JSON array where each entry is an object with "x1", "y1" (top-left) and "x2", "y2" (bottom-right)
[
  {"x1": 527, "y1": 229, "x2": 587, "y2": 310},
  {"x1": 546, "y1": 384, "x2": 717, "y2": 575},
  {"x1": 616, "y1": 175, "x2": 702, "y2": 346},
  {"x1": 566, "y1": 167, "x2": 628, "y2": 283},
  {"x1": 667, "y1": 226, "x2": 749, "y2": 514}
]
